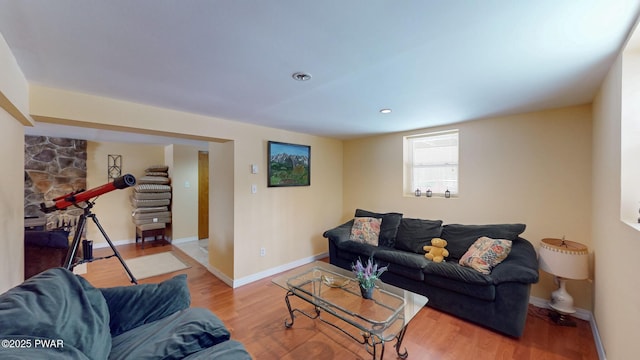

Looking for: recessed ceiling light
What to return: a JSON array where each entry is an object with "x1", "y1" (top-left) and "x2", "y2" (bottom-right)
[
  {"x1": 379, "y1": 108, "x2": 392, "y2": 114},
  {"x1": 292, "y1": 72, "x2": 312, "y2": 81}
]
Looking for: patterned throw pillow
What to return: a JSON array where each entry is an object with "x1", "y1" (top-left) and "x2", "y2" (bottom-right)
[
  {"x1": 349, "y1": 217, "x2": 382, "y2": 246},
  {"x1": 459, "y1": 236, "x2": 512, "y2": 274}
]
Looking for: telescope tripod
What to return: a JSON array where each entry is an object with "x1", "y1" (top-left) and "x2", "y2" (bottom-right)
[{"x1": 63, "y1": 202, "x2": 137, "y2": 284}]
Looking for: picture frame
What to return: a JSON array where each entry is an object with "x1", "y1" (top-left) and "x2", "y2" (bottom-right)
[{"x1": 267, "y1": 141, "x2": 311, "y2": 187}]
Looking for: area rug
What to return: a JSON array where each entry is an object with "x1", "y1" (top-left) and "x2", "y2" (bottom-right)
[{"x1": 124, "y1": 252, "x2": 190, "y2": 280}]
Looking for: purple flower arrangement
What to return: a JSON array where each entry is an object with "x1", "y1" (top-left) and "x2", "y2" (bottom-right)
[{"x1": 352, "y1": 256, "x2": 388, "y2": 290}]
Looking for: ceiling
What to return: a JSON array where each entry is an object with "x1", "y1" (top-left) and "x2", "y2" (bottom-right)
[{"x1": 1, "y1": 1, "x2": 640, "y2": 142}]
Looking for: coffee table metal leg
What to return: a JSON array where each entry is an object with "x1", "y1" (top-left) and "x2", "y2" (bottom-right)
[
  {"x1": 394, "y1": 324, "x2": 409, "y2": 359},
  {"x1": 363, "y1": 325, "x2": 410, "y2": 360},
  {"x1": 284, "y1": 290, "x2": 321, "y2": 328},
  {"x1": 284, "y1": 291, "x2": 296, "y2": 328},
  {"x1": 360, "y1": 333, "x2": 386, "y2": 360},
  {"x1": 281, "y1": 289, "x2": 410, "y2": 359}
]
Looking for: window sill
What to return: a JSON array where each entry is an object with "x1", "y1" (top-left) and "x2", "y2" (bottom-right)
[{"x1": 405, "y1": 194, "x2": 458, "y2": 199}]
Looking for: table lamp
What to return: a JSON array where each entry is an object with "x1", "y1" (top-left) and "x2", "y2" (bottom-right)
[{"x1": 538, "y1": 237, "x2": 589, "y2": 326}]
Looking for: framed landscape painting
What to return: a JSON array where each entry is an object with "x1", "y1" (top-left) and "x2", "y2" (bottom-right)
[{"x1": 268, "y1": 141, "x2": 310, "y2": 187}]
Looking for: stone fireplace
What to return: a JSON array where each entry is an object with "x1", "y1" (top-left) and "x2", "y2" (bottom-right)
[{"x1": 24, "y1": 136, "x2": 87, "y2": 229}]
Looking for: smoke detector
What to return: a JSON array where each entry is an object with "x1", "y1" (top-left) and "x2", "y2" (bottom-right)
[{"x1": 292, "y1": 72, "x2": 312, "y2": 81}]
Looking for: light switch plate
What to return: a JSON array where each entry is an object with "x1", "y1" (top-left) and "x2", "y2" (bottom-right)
[{"x1": 251, "y1": 164, "x2": 258, "y2": 174}]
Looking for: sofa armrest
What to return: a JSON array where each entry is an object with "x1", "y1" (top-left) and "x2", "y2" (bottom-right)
[
  {"x1": 490, "y1": 238, "x2": 539, "y2": 284},
  {"x1": 322, "y1": 220, "x2": 354, "y2": 245},
  {"x1": 24, "y1": 230, "x2": 70, "y2": 279},
  {"x1": 24, "y1": 230, "x2": 69, "y2": 248},
  {"x1": 99, "y1": 274, "x2": 191, "y2": 336}
]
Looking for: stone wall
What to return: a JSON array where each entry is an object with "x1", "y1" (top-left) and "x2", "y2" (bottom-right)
[{"x1": 24, "y1": 136, "x2": 87, "y2": 228}]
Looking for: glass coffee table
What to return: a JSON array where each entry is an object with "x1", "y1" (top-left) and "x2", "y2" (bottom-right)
[{"x1": 272, "y1": 261, "x2": 428, "y2": 359}]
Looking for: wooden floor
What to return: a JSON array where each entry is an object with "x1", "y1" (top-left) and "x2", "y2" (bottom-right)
[{"x1": 82, "y1": 243, "x2": 599, "y2": 360}]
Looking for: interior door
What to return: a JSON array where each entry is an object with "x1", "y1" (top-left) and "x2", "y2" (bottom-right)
[{"x1": 198, "y1": 151, "x2": 209, "y2": 240}]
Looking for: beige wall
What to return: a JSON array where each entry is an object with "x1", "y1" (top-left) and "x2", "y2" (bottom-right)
[
  {"x1": 0, "y1": 32, "x2": 31, "y2": 126},
  {"x1": 28, "y1": 85, "x2": 344, "y2": 280},
  {"x1": 621, "y1": 47, "x2": 640, "y2": 224},
  {"x1": 210, "y1": 141, "x2": 235, "y2": 278},
  {"x1": 0, "y1": 32, "x2": 29, "y2": 292},
  {"x1": 592, "y1": 50, "x2": 640, "y2": 358},
  {"x1": 0, "y1": 108, "x2": 25, "y2": 292},
  {"x1": 86, "y1": 141, "x2": 165, "y2": 245},
  {"x1": 168, "y1": 144, "x2": 200, "y2": 242},
  {"x1": 343, "y1": 105, "x2": 594, "y2": 310}
]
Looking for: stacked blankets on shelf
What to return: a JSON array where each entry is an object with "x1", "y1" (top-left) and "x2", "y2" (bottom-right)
[{"x1": 130, "y1": 165, "x2": 172, "y2": 233}]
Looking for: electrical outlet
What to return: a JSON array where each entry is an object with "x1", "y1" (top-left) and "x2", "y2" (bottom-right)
[{"x1": 260, "y1": 247, "x2": 266, "y2": 257}]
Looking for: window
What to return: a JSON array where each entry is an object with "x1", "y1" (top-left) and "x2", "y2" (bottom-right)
[{"x1": 404, "y1": 130, "x2": 459, "y2": 196}]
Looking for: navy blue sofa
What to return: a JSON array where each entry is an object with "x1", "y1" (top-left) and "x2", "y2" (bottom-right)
[
  {"x1": 0, "y1": 268, "x2": 251, "y2": 359},
  {"x1": 324, "y1": 209, "x2": 539, "y2": 338},
  {"x1": 24, "y1": 229, "x2": 69, "y2": 279}
]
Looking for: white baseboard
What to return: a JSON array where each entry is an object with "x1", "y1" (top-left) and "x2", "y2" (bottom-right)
[
  {"x1": 204, "y1": 265, "x2": 234, "y2": 287},
  {"x1": 190, "y1": 253, "x2": 330, "y2": 289},
  {"x1": 91, "y1": 235, "x2": 198, "y2": 249},
  {"x1": 232, "y1": 252, "x2": 329, "y2": 288},
  {"x1": 93, "y1": 239, "x2": 135, "y2": 249},
  {"x1": 171, "y1": 236, "x2": 198, "y2": 245},
  {"x1": 529, "y1": 296, "x2": 606, "y2": 359}
]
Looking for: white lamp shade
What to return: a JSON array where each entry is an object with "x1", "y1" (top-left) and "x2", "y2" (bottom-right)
[{"x1": 538, "y1": 238, "x2": 589, "y2": 280}]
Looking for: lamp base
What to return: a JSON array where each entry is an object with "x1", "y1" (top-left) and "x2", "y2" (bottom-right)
[
  {"x1": 548, "y1": 309, "x2": 577, "y2": 327},
  {"x1": 549, "y1": 277, "x2": 576, "y2": 314}
]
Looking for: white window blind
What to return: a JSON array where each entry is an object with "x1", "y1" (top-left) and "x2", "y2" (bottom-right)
[{"x1": 405, "y1": 130, "x2": 459, "y2": 196}]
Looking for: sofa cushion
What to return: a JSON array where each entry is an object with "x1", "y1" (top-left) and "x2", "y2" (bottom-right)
[
  {"x1": 459, "y1": 237, "x2": 512, "y2": 275},
  {"x1": 132, "y1": 211, "x2": 172, "y2": 220},
  {"x1": 184, "y1": 339, "x2": 252, "y2": 360},
  {"x1": 131, "y1": 191, "x2": 172, "y2": 200},
  {"x1": 422, "y1": 261, "x2": 495, "y2": 300},
  {"x1": 374, "y1": 249, "x2": 429, "y2": 281},
  {"x1": 145, "y1": 171, "x2": 169, "y2": 177},
  {"x1": 0, "y1": 268, "x2": 111, "y2": 360},
  {"x1": 145, "y1": 164, "x2": 170, "y2": 172},
  {"x1": 130, "y1": 197, "x2": 171, "y2": 208},
  {"x1": 394, "y1": 218, "x2": 443, "y2": 253},
  {"x1": 354, "y1": 209, "x2": 403, "y2": 248},
  {"x1": 441, "y1": 223, "x2": 525, "y2": 261},
  {"x1": 134, "y1": 184, "x2": 172, "y2": 193},
  {"x1": 335, "y1": 240, "x2": 380, "y2": 262},
  {"x1": 109, "y1": 308, "x2": 230, "y2": 360},
  {"x1": 349, "y1": 217, "x2": 381, "y2": 246},
  {"x1": 138, "y1": 175, "x2": 171, "y2": 185},
  {"x1": 423, "y1": 271, "x2": 495, "y2": 301},
  {"x1": 182, "y1": 339, "x2": 252, "y2": 360},
  {"x1": 100, "y1": 274, "x2": 191, "y2": 337}
]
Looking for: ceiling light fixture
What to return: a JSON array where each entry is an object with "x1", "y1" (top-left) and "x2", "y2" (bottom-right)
[
  {"x1": 380, "y1": 108, "x2": 392, "y2": 114},
  {"x1": 292, "y1": 72, "x2": 312, "y2": 81}
]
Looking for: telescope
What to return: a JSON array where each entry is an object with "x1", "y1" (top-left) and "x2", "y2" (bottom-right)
[
  {"x1": 39, "y1": 173, "x2": 139, "y2": 284},
  {"x1": 40, "y1": 174, "x2": 136, "y2": 213}
]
